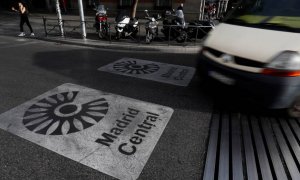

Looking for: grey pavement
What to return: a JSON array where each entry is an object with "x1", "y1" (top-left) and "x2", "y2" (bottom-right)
[{"x1": 0, "y1": 10, "x2": 202, "y2": 54}]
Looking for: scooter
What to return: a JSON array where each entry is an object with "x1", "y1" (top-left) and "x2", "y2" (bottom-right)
[
  {"x1": 144, "y1": 10, "x2": 161, "y2": 44},
  {"x1": 94, "y1": 4, "x2": 109, "y2": 39},
  {"x1": 115, "y1": 10, "x2": 139, "y2": 40},
  {"x1": 161, "y1": 9, "x2": 187, "y2": 43}
]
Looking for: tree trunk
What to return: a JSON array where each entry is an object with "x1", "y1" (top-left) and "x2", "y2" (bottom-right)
[{"x1": 131, "y1": 0, "x2": 139, "y2": 18}]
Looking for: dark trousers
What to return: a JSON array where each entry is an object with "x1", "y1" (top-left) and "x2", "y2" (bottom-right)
[{"x1": 20, "y1": 15, "x2": 33, "y2": 33}]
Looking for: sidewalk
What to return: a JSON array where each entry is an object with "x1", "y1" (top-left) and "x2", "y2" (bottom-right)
[{"x1": 0, "y1": 11, "x2": 201, "y2": 54}]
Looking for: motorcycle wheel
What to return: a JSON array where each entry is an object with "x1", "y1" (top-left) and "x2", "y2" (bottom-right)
[
  {"x1": 131, "y1": 29, "x2": 138, "y2": 38},
  {"x1": 145, "y1": 31, "x2": 152, "y2": 44},
  {"x1": 146, "y1": 37, "x2": 150, "y2": 44},
  {"x1": 115, "y1": 31, "x2": 121, "y2": 40},
  {"x1": 176, "y1": 31, "x2": 187, "y2": 43},
  {"x1": 98, "y1": 26, "x2": 107, "y2": 39}
]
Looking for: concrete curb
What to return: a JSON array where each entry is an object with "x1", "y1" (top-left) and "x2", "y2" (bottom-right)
[{"x1": 36, "y1": 36, "x2": 202, "y2": 54}]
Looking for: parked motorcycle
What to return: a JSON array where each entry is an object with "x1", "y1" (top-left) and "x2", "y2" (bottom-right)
[
  {"x1": 144, "y1": 10, "x2": 161, "y2": 44},
  {"x1": 161, "y1": 9, "x2": 187, "y2": 43},
  {"x1": 94, "y1": 4, "x2": 109, "y2": 39},
  {"x1": 115, "y1": 10, "x2": 139, "y2": 40},
  {"x1": 187, "y1": 20, "x2": 215, "y2": 39}
]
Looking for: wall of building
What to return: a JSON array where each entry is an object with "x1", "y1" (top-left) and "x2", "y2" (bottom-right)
[
  {"x1": 28, "y1": 0, "x2": 207, "y2": 20},
  {"x1": 173, "y1": 0, "x2": 201, "y2": 20}
]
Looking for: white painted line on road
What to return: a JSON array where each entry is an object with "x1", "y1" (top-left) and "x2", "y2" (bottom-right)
[
  {"x1": 0, "y1": 83, "x2": 173, "y2": 180},
  {"x1": 98, "y1": 58, "x2": 196, "y2": 87}
]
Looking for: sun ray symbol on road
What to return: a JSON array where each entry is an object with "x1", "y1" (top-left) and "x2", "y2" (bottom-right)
[
  {"x1": 113, "y1": 60, "x2": 160, "y2": 74},
  {"x1": 23, "y1": 91, "x2": 109, "y2": 135}
]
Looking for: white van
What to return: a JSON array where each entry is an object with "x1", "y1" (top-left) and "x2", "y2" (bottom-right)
[{"x1": 198, "y1": 0, "x2": 300, "y2": 117}]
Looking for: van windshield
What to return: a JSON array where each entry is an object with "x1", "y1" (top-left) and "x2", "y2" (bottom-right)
[{"x1": 224, "y1": 0, "x2": 300, "y2": 32}]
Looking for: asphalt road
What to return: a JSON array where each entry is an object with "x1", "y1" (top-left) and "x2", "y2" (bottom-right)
[{"x1": 0, "y1": 35, "x2": 212, "y2": 180}]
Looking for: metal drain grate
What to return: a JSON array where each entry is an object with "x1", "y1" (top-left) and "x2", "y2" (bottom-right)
[{"x1": 203, "y1": 110, "x2": 300, "y2": 180}]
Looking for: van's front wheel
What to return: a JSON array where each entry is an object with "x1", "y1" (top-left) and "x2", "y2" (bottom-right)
[{"x1": 288, "y1": 96, "x2": 300, "y2": 117}]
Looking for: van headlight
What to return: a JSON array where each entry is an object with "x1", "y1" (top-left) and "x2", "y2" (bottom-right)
[{"x1": 262, "y1": 51, "x2": 300, "y2": 77}]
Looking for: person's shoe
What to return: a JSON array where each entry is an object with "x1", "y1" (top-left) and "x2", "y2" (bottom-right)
[
  {"x1": 30, "y1": 33, "x2": 35, "y2": 37},
  {"x1": 18, "y1": 32, "x2": 25, "y2": 37}
]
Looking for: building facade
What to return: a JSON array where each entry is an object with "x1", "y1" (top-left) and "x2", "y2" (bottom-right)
[
  {"x1": 31, "y1": 0, "x2": 201, "y2": 14},
  {"x1": 23, "y1": 0, "x2": 229, "y2": 21}
]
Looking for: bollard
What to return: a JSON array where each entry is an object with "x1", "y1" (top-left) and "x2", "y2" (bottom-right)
[
  {"x1": 195, "y1": 26, "x2": 199, "y2": 45},
  {"x1": 55, "y1": 0, "x2": 64, "y2": 37},
  {"x1": 43, "y1": 16, "x2": 48, "y2": 37},
  {"x1": 78, "y1": 0, "x2": 86, "y2": 39},
  {"x1": 109, "y1": 23, "x2": 112, "y2": 43},
  {"x1": 138, "y1": 24, "x2": 141, "y2": 44},
  {"x1": 62, "y1": 20, "x2": 65, "y2": 37},
  {"x1": 168, "y1": 25, "x2": 171, "y2": 46}
]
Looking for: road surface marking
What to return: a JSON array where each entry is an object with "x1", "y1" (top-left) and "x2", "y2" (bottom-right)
[
  {"x1": 98, "y1": 58, "x2": 196, "y2": 86},
  {"x1": 0, "y1": 83, "x2": 174, "y2": 180}
]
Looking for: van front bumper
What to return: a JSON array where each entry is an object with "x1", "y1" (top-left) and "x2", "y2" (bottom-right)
[{"x1": 198, "y1": 54, "x2": 300, "y2": 109}]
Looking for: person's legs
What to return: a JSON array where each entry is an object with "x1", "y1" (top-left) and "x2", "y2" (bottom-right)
[
  {"x1": 19, "y1": 15, "x2": 26, "y2": 36},
  {"x1": 24, "y1": 15, "x2": 33, "y2": 33},
  {"x1": 20, "y1": 16, "x2": 25, "y2": 32}
]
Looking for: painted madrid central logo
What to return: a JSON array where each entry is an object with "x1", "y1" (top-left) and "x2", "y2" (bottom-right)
[
  {"x1": 23, "y1": 91, "x2": 109, "y2": 135},
  {"x1": 113, "y1": 60, "x2": 160, "y2": 74}
]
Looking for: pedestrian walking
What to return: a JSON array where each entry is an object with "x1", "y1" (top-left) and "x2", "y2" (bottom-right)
[{"x1": 12, "y1": 2, "x2": 34, "y2": 37}]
